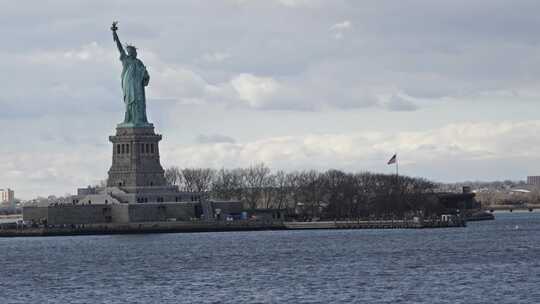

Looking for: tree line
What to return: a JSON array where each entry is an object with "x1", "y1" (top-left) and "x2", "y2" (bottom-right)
[{"x1": 165, "y1": 163, "x2": 444, "y2": 219}]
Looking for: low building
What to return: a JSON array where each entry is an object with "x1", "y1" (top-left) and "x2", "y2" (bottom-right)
[
  {"x1": 23, "y1": 202, "x2": 198, "y2": 225},
  {"x1": 436, "y1": 192, "x2": 479, "y2": 211}
]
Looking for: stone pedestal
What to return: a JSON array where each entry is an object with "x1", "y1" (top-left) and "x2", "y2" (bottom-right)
[{"x1": 107, "y1": 125, "x2": 167, "y2": 189}]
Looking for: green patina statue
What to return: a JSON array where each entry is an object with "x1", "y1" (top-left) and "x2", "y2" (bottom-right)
[{"x1": 111, "y1": 21, "x2": 151, "y2": 127}]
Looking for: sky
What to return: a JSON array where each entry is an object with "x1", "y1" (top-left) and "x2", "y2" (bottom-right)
[{"x1": 2, "y1": 0, "x2": 540, "y2": 199}]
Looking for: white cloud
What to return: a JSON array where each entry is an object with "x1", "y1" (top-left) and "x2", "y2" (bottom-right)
[
  {"x1": 230, "y1": 73, "x2": 282, "y2": 108},
  {"x1": 162, "y1": 120, "x2": 540, "y2": 178},
  {"x1": 276, "y1": 0, "x2": 317, "y2": 7},
  {"x1": 233, "y1": 0, "x2": 319, "y2": 7},
  {"x1": 149, "y1": 66, "x2": 216, "y2": 104},
  {"x1": 6, "y1": 119, "x2": 540, "y2": 199},
  {"x1": 330, "y1": 20, "x2": 352, "y2": 39},
  {"x1": 330, "y1": 20, "x2": 351, "y2": 31},
  {"x1": 195, "y1": 134, "x2": 236, "y2": 144},
  {"x1": 0, "y1": 145, "x2": 109, "y2": 200},
  {"x1": 201, "y1": 51, "x2": 231, "y2": 63},
  {"x1": 28, "y1": 42, "x2": 115, "y2": 65}
]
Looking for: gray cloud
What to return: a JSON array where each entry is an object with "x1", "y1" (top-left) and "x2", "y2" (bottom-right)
[
  {"x1": 2, "y1": 0, "x2": 540, "y2": 114},
  {"x1": 195, "y1": 134, "x2": 236, "y2": 144},
  {"x1": 384, "y1": 95, "x2": 419, "y2": 112}
]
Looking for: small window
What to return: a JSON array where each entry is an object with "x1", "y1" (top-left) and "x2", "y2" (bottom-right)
[
  {"x1": 121, "y1": 144, "x2": 125, "y2": 154},
  {"x1": 150, "y1": 144, "x2": 154, "y2": 153},
  {"x1": 127, "y1": 144, "x2": 130, "y2": 154},
  {"x1": 146, "y1": 144, "x2": 150, "y2": 154},
  {"x1": 117, "y1": 144, "x2": 121, "y2": 154}
]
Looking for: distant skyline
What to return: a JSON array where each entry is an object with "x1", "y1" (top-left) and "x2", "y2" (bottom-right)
[{"x1": 2, "y1": 0, "x2": 540, "y2": 199}]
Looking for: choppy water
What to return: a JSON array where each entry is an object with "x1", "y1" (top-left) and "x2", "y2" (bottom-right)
[{"x1": 1, "y1": 212, "x2": 539, "y2": 304}]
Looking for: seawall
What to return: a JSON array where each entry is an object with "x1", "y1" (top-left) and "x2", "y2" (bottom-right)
[{"x1": 0, "y1": 219, "x2": 465, "y2": 237}]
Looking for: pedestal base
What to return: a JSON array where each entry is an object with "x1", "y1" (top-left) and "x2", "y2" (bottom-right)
[{"x1": 107, "y1": 126, "x2": 167, "y2": 188}]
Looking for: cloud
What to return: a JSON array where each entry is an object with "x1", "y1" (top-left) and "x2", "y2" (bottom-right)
[
  {"x1": 149, "y1": 66, "x2": 216, "y2": 104},
  {"x1": 230, "y1": 73, "x2": 281, "y2": 108},
  {"x1": 4, "y1": 2, "x2": 540, "y2": 114},
  {"x1": 330, "y1": 20, "x2": 352, "y2": 39},
  {"x1": 383, "y1": 95, "x2": 419, "y2": 112},
  {"x1": 201, "y1": 51, "x2": 231, "y2": 63},
  {"x1": 276, "y1": 0, "x2": 318, "y2": 7},
  {"x1": 162, "y1": 120, "x2": 540, "y2": 177},
  {"x1": 195, "y1": 134, "x2": 236, "y2": 144},
  {"x1": 6, "y1": 119, "x2": 540, "y2": 199},
  {"x1": 0, "y1": 144, "x2": 110, "y2": 199},
  {"x1": 233, "y1": 0, "x2": 321, "y2": 7},
  {"x1": 330, "y1": 20, "x2": 351, "y2": 31}
]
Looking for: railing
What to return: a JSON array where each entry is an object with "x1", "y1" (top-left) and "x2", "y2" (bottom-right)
[
  {"x1": 284, "y1": 218, "x2": 465, "y2": 229},
  {"x1": 484, "y1": 204, "x2": 540, "y2": 212}
]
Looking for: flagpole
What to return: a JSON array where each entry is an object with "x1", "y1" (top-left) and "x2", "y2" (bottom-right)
[{"x1": 395, "y1": 153, "x2": 399, "y2": 186}]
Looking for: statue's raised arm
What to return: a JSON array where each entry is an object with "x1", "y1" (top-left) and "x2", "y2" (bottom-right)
[{"x1": 111, "y1": 21, "x2": 126, "y2": 57}]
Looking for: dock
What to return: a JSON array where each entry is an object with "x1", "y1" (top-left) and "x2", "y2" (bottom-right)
[{"x1": 284, "y1": 219, "x2": 465, "y2": 230}]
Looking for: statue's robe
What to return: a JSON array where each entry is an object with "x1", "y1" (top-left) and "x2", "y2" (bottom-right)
[{"x1": 120, "y1": 54, "x2": 150, "y2": 125}]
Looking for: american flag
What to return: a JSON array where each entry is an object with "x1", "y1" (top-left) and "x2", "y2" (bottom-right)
[{"x1": 387, "y1": 154, "x2": 397, "y2": 165}]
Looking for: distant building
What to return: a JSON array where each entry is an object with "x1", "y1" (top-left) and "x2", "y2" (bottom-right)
[
  {"x1": 0, "y1": 188, "x2": 15, "y2": 207},
  {"x1": 527, "y1": 176, "x2": 540, "y2": 186}
]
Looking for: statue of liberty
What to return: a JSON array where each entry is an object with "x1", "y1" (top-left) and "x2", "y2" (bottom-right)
[{"x1": 111, "y1": 21, "x2": 151, "y2": 127}]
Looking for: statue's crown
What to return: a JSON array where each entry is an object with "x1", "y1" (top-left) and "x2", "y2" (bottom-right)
[{"x1": 125, "y1": 44, "x2": 137, "y2": 50}]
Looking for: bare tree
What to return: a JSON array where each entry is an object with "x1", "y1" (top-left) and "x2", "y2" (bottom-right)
[
  {"x1": 295, "y1": 170, "x2": 325, "y2": 219},
  {"x1": 164, "y1": 166, "x2": 182, "y2": 186},
  {"x1": 212, "y1": 168, "x2": 244, "y2": 200},
  {"x1": 243, "y1": 163, "x2": 271, "y2": 210},
  {"x1": 181, "y1": 168, "x2": 215, "y2": 193},
  {"x1": 272, "y1": 170, "x2": 289, "y2": 210},
  {"x1": 165, "y1": 163, "x2": 451, "y2": 219}
]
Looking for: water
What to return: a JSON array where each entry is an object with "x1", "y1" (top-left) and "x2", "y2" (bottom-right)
[{"x1": 1, "y1": 212, "x2": 539, "y2": 303}]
